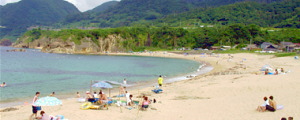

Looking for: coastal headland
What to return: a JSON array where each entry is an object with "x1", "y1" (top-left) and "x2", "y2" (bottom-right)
[{"x1": 0, "y1": 51, "x2": 299, "y2": 120}]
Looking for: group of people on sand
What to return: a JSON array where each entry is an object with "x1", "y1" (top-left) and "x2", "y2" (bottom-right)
[
  {"x1": 264, "y1": 68, "x2": 285, "y2": 75},
  {"x1": 30, "y1": 92, "x2": 64, "y2": 120},
  {"x1": 34, "y1": 111, "x2": 64, "y2": 120},
  {"x1": 257, "y1": 96, "x2": 277, "y2": 112},
  {"x1": 85, "y1": 90, "x2": 109, "y2": 104}
]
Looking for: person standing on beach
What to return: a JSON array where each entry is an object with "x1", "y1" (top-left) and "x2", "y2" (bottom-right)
[
  {"x1": 123, "y1": 78, "x2": 127, "y2": 85},
  {"x1": 30, "y1": 92, "x2": 41, "y2": 119},
  {"x1": 158, "y1": 75, "x2": 163, "y2": 87}
]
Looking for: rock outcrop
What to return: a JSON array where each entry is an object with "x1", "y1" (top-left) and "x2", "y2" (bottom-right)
[{"x1": 13, "y1": 35, "x2": 126, "y2": 54}]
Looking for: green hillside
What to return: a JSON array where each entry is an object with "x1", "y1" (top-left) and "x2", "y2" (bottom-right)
[
  {"x1": 148, "y1": 0, "x2": 299, "y2": 28},
  {"x1": 62, "y1": 0, "x2": 283, "y2": 28},
  {"x1": 0, "y1": 0, "x2": 80, "y2": 40}
]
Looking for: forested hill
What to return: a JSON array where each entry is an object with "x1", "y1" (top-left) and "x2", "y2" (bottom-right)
[
  {"x1": 62, "y1": 0, "x2": 283, "y2": 28},
  {"x1": 149, "y1": 0, "x2": 300, "y2": 28},
  {"x1": 0, "y1": 0, "x2": 80, "y2": 39}
]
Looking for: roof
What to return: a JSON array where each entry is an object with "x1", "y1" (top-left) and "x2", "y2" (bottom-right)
[
  {"x1": 261, "y1": 42, "x2": 274, "y2": 49},
  {"x1": 294, "y1": 43, "x2": 300, "y2": 46},
  {"x1": 280, "y1": 42, "x2": 294, "y2": 46}
]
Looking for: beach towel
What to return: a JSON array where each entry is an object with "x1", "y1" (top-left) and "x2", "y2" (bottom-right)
[
  {"x1": 77, "y1": 98, "x2": 85, "y2": 103},
  {"x1": 152, "y1": 89, "x2": 163, "y2": 94},
  {"x1": 277, "y1": 105, "x2": 284, "y2": 110},
  {"x1": 80, "y1": 102, "x2": 92, "y2": 110}
]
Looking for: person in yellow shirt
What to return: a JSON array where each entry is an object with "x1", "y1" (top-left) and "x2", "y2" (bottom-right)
[{"x1": 158, "y1": 75, "x2": 163, "y2": 87}]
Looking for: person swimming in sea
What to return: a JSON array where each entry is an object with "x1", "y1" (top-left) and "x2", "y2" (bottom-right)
[{"x1": 0, "y1": 82, "x2": 6, "y2": 87}]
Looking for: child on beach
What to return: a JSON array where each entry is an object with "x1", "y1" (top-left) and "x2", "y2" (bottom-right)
[
  {"x1": 141, "y1": 97, "x2": 151, "y2": 111},
  {"x1": 35, "y1": 111, "x2": 50, "y2": 120}
]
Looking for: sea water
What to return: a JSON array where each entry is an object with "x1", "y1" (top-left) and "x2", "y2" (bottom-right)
[{"x1": 0, "y1": 46, "x2": 203, "y2": 107}]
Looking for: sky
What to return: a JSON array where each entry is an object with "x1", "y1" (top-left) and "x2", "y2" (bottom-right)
[{"x1": 0, "y1": 0, "x2": 120, "y2": 12}]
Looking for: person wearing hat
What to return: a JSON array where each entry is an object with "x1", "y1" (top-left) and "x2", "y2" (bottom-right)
[
  {"x1": 85, "y1": 91, "x2": 95, "y2": 102},
  {"x1": 158, "y1": 75, "x2": 163, "y2": 87}
]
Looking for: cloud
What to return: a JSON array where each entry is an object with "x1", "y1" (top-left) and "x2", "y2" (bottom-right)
[
  {"x1": 0, "y1": 0, "x2": 21, "y2": 5},
  {"x1": 65, "y1": 0, "x2": 120, "y2": 12}
]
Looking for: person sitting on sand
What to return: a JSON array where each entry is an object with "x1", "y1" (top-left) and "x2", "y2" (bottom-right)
[
  {"x1": 257, "y1": 97, "x2": 269, "y2": 112},
  {"x1": 269, "y1": 96, "x2": 277, "y2": 110},
  {"x1": 125, "y1": 91, "x2": 131, "y2": 106},
  {"x1": 128, "y1": 94, "x2": 133, "y2": 106},
  {"x1": 35, "y1": 111, "x2": 50, "y2": 120},
  {"x1": 141, "y1": 97, "x2": 151, "y2": 110},
  {"x1": 281, "y1": 118, "x2": 287, "y2": 120},
  {"x1": 99, "y1": 92, "x2": 108, "y2": 104},
  {"x1": 264, "y1": 69, "x2": 269, "y2": 75},
  {"x1": 281, "y1": 68, "x2": 284, "y2": 73},
  {"x1": 85, "y1": 91, "x2": 95, "y2": 102},
  {"x1": 93, "y1": 92, "x2": 98, "y2": 98},
  {"x1": 76, "y1": 92, "x2": 80, "y2": 98},
  {"x1": 119, "y1": 86, "x2": 126, "y2": 95},
  {"x1": 274, "y1": 69, "x2": 279, "y2": 75}
]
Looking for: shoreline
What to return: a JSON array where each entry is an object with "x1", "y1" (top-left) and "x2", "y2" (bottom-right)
[
  {"x1": 1, "y1": 51, "x2": 299, "y2": 120},
  {"x1": 0, "y1": 51, "x2": 214, "y2": 109}
]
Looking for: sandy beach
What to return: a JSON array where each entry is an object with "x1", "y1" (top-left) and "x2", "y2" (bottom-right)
[{"x1": 1, "y1": 52, "x2": 299, "y2": 120}]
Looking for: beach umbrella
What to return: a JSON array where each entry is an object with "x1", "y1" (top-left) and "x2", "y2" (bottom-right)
[
  {"x1": 34, "y1": 96, "x2": 62, "y2": 106},
  {"x1": 92, "y1": 81, "x2": 113, "y2": 89},
  {"x1": 91, "y1": 81, "x2": 113, "y2": 97}
]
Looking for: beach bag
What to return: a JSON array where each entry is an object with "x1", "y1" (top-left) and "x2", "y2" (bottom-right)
[{"x1": 266, "y1": 105, "x2": 275, "y2": 112}]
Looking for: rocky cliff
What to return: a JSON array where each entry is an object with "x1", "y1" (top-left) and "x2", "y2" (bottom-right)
[{"x1": 13, "y1": 35, "x2": 126, "y2": 54}]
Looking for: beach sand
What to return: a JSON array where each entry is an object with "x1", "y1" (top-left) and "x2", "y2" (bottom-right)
[{"x1": 1, "y1": 52, "x2": 299, "y2": 120}]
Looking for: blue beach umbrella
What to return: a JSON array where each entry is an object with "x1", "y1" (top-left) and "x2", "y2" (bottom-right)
[
  {"x1": 92, "y1": 81, "x2": 113, "y2": 89},
  {"x1": 34, "y1": 96, "x2": 62, "y2": 106},
  {"x1": 92, "y1": 81, "x2": 113, "y2": 97}
]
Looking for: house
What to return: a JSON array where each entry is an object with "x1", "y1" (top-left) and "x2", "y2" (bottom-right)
[
  {"x1": 294, "y1": 43, "x2": 300, "y2": 50},
  {"x1": 280, "y1": 42, "x2": 296, "y2": 52},
  {"x1": 261, "y1": 42, "x2": 278, "y2": 51},
  {"x1": 222, "y1": 46, "x2": 231, "y2": 49},
  {"x1": 245, "y1": 44, "x2": 259, "y2": 50},
  {"x1": 210, "y1": 46, "x2": 220, "y2": 50}
]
